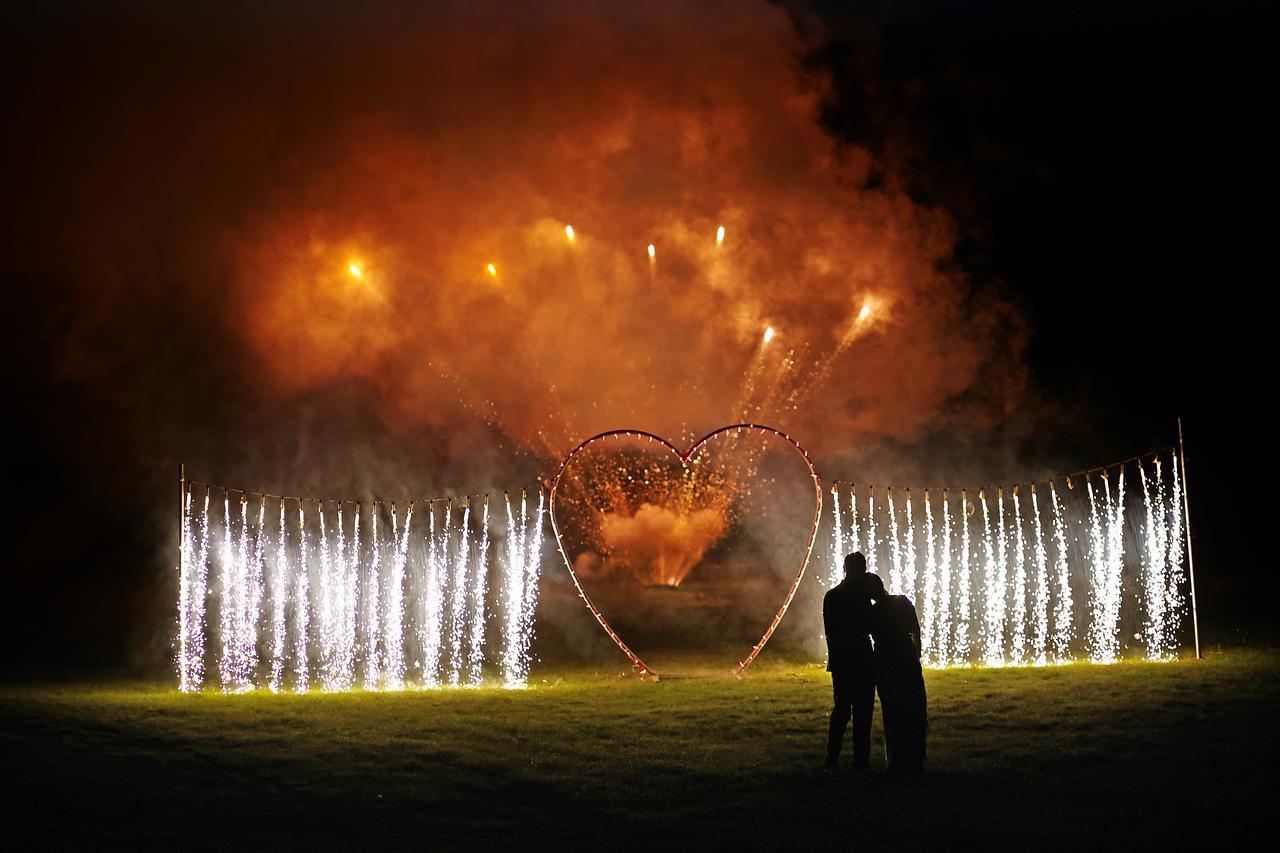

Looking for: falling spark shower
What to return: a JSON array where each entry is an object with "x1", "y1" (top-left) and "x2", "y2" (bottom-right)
[
  {"x1": 826, "y1": 448, "x2": 1190, "y2": 667},
  {"x1": 177, "y1": 485, "x2": 544, "y2": 692}
]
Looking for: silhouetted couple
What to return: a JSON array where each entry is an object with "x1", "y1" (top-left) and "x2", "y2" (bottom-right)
[{"x1": 823, "y1": 552, "x2": 927, "y2": 776}]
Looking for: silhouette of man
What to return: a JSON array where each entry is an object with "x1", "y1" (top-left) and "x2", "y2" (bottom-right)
[
  {"x1": 865, "y1": 573, "x2": 927, "y2": 776},
  {"x1": 823, "y1": 552, "x2": 876, "y2": 770}
]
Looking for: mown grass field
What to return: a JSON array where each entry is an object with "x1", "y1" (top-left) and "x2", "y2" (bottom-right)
[{"x1": 3, "y1": 651, "x2": 1275, "y2": 849}]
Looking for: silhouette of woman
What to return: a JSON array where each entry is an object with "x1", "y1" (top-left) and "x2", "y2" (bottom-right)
[{"x1": 865, "y1": 573, "x2": 927, "y2": 775}]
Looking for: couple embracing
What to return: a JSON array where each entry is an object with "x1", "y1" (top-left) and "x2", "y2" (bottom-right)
[{"x1": 823, "y1": 552, "x2": 927, "y2": 776}]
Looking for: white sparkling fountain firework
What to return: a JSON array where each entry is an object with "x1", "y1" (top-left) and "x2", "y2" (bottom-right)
[
  {"x1": 920, "y1": 491, "x2": 938, "y2": 663},
  {"x1": 500, "y1": 490, "x2": 544, "y2": 688},
  {"x1": 1049, "y1": 480, "x2": 1073, "y2": 660},
  {"x1": 179, "y1": 483, "x2": 544, "y2": 692},
  {"x1": 956, "y1": 489, "x2": 972, "y2": 662},
  {"x1": 466, "y1": 499, "x2": 490, "y2": 686},
  {"x1": 822, "y1": 447, "x2": 1190, "y2": 667},
  {"x1": 829, "y1": 485, "x2": 844, "y2": 588},
  {"x1": 420, "y1": 504, "x2": 447, "y2": 686},
  {"x1": 1009, "y1": 488, "x2": 1028, "y2": 663},
  {"x1": 269, "y1": 501, "x2": 288, "y2": 691},
  {"x1": 903, "y1": 489, "x2": 918, "y2": 603},
  {"x1": 887, "y1": 487, "x2": 904, "y2": 595},
  {"x1": 363, "y1": 511, "x2": 382, "y2": 688},
  {"x1": 980, "y1": 489, "x2": 1004, "y2": 665},
  {"x1": 447, "y1": 501, "x2": 472, "y2": 687},
  {"x1": 848, "y1": 486, "x2": 861, "y2": 568},
  {"x1": 1029, "y1": 484, "x2": 1050, "y2": 665},
  {"x1": 864, "y1": 487, "x2": 878, "y2": 576},
  {"x1": 936, "y1": 490, "x2": 953, "y2": 665}
]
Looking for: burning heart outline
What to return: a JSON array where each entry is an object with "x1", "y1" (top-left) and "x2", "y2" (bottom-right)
[{"x1": 548, "y1": 423, "x2": 823, "y2": 677}]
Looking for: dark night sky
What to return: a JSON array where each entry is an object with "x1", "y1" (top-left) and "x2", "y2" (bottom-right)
[{"x1": 3, "y1": 1, "x2": 1272, "y2": 675}]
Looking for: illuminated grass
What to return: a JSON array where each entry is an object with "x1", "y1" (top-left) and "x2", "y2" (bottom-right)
[{"x1": 2, "y1": 651, "x2": 1274, "y2": 847}]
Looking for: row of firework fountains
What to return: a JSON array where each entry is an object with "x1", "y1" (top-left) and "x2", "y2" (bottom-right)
[
  {"x1": 176, "y1": 440, "x2": 1197, "y2": 691},
  {"x1": 177, "y1": 478, "x2": 545, "y2": 692},
  {"x1": 829, "y1": 447, "x2": 1193, "y2": 666}
]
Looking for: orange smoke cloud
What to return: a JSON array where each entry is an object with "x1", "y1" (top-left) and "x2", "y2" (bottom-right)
[
  {"x1": 228, "y1": 0, "x2": 1027, "y2": 458},
  {"x1": 596, "y1": 503, "x2": 729, "y2": 587}
]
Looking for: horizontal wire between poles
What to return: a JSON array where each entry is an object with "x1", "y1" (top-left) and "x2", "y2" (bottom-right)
[
  {"x1": 183, "y1": 480, "x2": 538, "y2": 507},
  {"x1": 829, "y1": 445, "x2": 1175, "y2": 494},
  {"x1": 186, "y1": 445, "x2": 1173, "y2": 508}
]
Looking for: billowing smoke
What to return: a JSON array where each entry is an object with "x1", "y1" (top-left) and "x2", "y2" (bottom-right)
[
  {"x1": 227, "y1": 0, "x2": 1028, "y2": 456},
  {"x1": 596, "y1": 503, "x2": 728, "y2": 586},
  {"x1": 5, "y1": 1, "x2": 1032, "y2": 671},
  {"x1": 11, "y1": 1, "x2": 1027, "y2": 469}
]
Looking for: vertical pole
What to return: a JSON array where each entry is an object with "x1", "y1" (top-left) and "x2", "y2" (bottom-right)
[
  {"x1": 179, "y1": 463, "x2": 186, "y2": 577},
  {"x1": 178, "y1": 463, "x2": 186, "y2": 688},
  {"x1": 1177, "y1": 418, "x2": 1201, "y2": 659}
]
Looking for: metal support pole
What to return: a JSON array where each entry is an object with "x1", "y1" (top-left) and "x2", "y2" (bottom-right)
[
  {"x1": 179, "y1": 463, "x2": 186, "y2": 574},
  {"x1": 1177, "y1": 418, "x2": 1201, "y2": 659}
]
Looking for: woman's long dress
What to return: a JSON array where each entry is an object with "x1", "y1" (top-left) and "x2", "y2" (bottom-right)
[{"x1": 872, "y1": 594, "x2": 928, "y2": 773}]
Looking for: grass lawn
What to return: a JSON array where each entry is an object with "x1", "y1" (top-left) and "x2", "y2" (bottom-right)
[{"x1": 3, "y1": 651, "x2": 1276, "y2": 848}]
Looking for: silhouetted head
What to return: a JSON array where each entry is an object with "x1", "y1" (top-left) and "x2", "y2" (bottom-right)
[
  {"x1": 843, "y1": 552, "x2": 867, "y2": 577},
  {"x1": 863, "y1": 572, "x2": 887, "y2": 602}
]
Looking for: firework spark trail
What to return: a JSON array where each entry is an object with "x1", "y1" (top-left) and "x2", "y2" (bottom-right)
[
  {"x1": 232, "y1": 497, "x2": 250, "y2": 690},
  {"x1": 865, "y1": 488, "x2": 878, "y2": 577},
  {"x1": 1165, "y1": 456, "x2": 1187, "y2": 645},
  {"x1": 886, "y1": 488, "x2": 903, "y2": 594},
  {"x1": 847, "y1": 485, "x2": 861, "y2": 565},
  {"x1": 1139, "y1": 461, "x2": 1169, "y2": 659},
  {"x1": 383, "y1": 504, "x2": 411, "y2": 689},
  {"x1": 345, "y1": 504, "x2": 360, "y2": 688},
  {"x1": 1049, "y1": 482, "x2": 1072, "y2": 660},
  {"x1": 330, "y1": 505, "x2": 353, "y2": 690},
  {"x1": 234, "y1": 497, "x2": 253, "y2": 690},
  {"x1": 178, "y1": 489, "x2": 198, "y2": 691},
  {"x1": 994, "y1": 489, "x2": 1010, "y2": 664},
  {"x1": 517, "y1": 490, "x2": 545, "y2": 683},
  {"x1": 421, "y1": 505, "x2": 446, "y2": 686},
  {"x1": 1009, "y1": 489, "x2": 1028, "y2": 663},
  {"x1": 938, "y1": 491, "x2": 953, "y2": 665},
  {"x1": 245, "y1": 498, "x2": 266, "y2": 686},
  {"x1": 363, "y1": 511, "x2": 382, "y2": 688},
  {"x1": 293, "y1": 503, "x2": 310, "y2": 691},
  {"x1": 1029, "y1": 485, "x2": 1050, "y2": 666},
  {"x1": 955, "y1": 490, "x2": 971, "y2": 661},
  {"x1": 1150, "y1": 460, "x2": 1171, "y2": 655},
  {"x1": 921, "y1": 491, "x2": 938, "y2": 664},
  {"x1": 448, "y1": 502, "x2": 471, "y2": 687},
  {"x1": 466, "y1": 499, "x2": 489, "y2": 686},
  {"x1": 1085, "y1": 476, "x2": 1108, "y2": 661},
  {"x1": 1099, "y1": 472, "x2": 1126, "y2": 663},
  {"x1": 829, "y1": 486, "x2": 844, "y2": 588},
  {"x1": 319, "y1": 503, "x2": 344, "y2": 690},
  {"x1": 269, "y1": 501, "x2": 288, "y2": 691},
  {"x1": 501, "y1": 494, "x2": 525, "y2": 688},
  {"x1": 195, "y1": 490, "x2": 211, "y2": 684},
  {"x1": 218, "y1": 495, "x2": 236, "y2": 691},
  {"x1": 980, "y1": 490, "x2": 1004, "y2": 665},
  {"x1": 904, "y1": 490, "x2": 918, "y2": 603},
  {"x1": 332, "y1": 505, "x2": 347, "y2": 689}
]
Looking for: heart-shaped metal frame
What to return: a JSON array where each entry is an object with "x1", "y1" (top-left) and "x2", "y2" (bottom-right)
[{"x1": 548, "y1": 423, "x2": 823, "y2": 677}]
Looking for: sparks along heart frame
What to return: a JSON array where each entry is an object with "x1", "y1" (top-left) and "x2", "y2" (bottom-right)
[{"x1": 547, "y1": 423, "x2": 824, "y2": 678}]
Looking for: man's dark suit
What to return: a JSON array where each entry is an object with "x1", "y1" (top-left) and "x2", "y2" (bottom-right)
[{"x1": 823, "y1": 573, "x2": 875, "y2": 767}]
